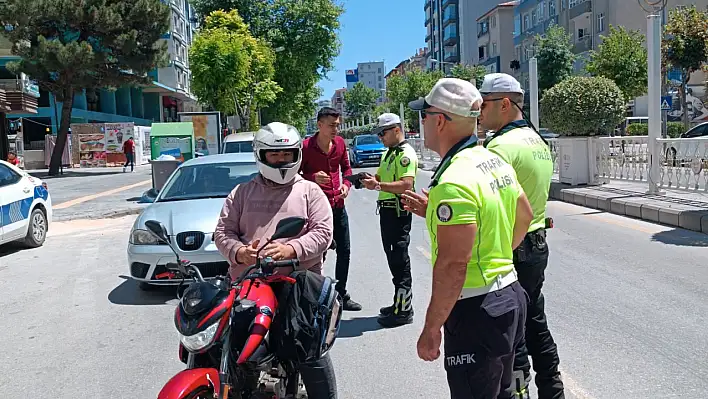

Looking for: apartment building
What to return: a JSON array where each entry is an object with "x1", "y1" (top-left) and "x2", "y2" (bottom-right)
[
  {"x1": 477, "y1": 1, "x2": 519, "y2": 75},
  {"x1": 354, "y1": 61, "x2": 387, "y2": 104},
  {"x1": 306, "y1": 99, "x2": 332, "y2": 134},
  {"x1": 513, "y1": 0, "x2": 708, "y2": 115},
  {"x1": 385, "y1": 48, "x2": 428, "y2": 79},
  {"x1": 0, "y1": 0, "x2": 201, "y2": 149},
  {"x1": 331, "y1": 88, "x2": 347, "y2": 117},
  {"x1": 424, "y1": 0, "x2": 459, "y2": 73}
]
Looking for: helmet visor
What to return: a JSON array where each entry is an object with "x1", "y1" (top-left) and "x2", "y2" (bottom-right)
[{"x1": 259, "y1": 148, "x2": 300, "y2": 168}]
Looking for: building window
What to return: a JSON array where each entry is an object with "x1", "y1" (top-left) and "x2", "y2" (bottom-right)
[
  {"x1": 523, "y1": 14, "x2": 530, "y2": 31},
  {"x1": 478, "y1": 45, "x2": 486, "y2": 61},
  {"x1": 492, "y1": 42, "x2": 497, "y2": 56},
  {"x1": 568, "y1": 0, "x2": 584, "y2": 8},
  {"x1": 549, "y1": 0, "x2": 556, "y2": 16},
  {"x1": 578, "y1": 28, "x2": 586, "y2": 40},
  {"x1": 514, "y1": 15, "x2": 521, "y2": 36},
  {"x1": 539, "y1": 1, "x2": 546, "y2": 22},
  {"x1": 532, "y1": 8, "x2": 538, "y2": 26},
  {"x1": 491, "y1": 15, "x2": 496, "y2": 28},
  {"x1": 597, "y1": 13, "x2": 605, "y2": 32}
]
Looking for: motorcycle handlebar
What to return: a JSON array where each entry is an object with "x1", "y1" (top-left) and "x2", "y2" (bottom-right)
[{"x1": 235, "y1": 258, "x2": 300, "y2": 284}]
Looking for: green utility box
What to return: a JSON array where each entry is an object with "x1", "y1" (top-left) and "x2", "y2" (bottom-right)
[{"x1": 149, "y1": 122, "x2": 195, "y2": 162}]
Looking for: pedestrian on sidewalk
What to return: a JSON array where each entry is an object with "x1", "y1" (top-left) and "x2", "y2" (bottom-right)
[
  {"x1": 360, "y1": 112, "x2": 418, "y2": 328},
  {"x1": 403, "y1": 77, "x2": 533, "y2": 399},
  {"x1": 479, "y1": 73, "x2": 565, "y2": 399},
  {"x1": 123, "y1": 137, "x2": 135, "y2": 172},
  {"x1": 300, "y1": 107, "x2": 362, "y2": 312}
]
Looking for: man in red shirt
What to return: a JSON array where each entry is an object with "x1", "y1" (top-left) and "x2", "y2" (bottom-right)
[
  {"x1": 123, "y1": 137, "x2": 135, "y2": 172},
  {"x1": 301, "y1": 107, "x2": 362, "y2": 311}
]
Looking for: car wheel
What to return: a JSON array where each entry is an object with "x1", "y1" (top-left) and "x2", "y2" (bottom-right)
[{"x1": 24, "y1": 208, "x2": 47, "y2": 248}]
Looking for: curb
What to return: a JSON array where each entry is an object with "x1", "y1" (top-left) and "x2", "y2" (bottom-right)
[
  {"x1": 549, "y1": 182, "x2": 708, "y2": 234},
  {"x1": 54, "y1": 206, "x2": 145, "y2": 222}
]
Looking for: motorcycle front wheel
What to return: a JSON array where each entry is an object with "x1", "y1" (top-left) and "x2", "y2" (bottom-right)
[{"x1": 184, "y1": 387, "x2": 215, "y2": 399}]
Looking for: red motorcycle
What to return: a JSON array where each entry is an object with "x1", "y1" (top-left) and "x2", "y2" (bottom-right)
[{"x1": 146, "y1": 217, "x2": 314, "y2": 399}]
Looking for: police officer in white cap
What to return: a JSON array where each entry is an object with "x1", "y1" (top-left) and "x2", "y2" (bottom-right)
[
  {"x1": 360, "y1": 113, "x2": 419, "y2": 328},
  {"x1": 479, "y1": 73, "x2": 564, "y2": 399},
  {"x1": 403, "y1": 77, "x2": 534, "y2": 398}
]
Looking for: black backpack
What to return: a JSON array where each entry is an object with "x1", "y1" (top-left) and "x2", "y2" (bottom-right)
[{"x1": 271, "y1": 270, "x2": 343, "y2": 365}]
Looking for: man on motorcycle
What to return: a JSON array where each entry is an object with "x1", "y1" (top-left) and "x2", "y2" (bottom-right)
[{"x1": 214, "y1": 122, "x2": 338, "y2": 398}]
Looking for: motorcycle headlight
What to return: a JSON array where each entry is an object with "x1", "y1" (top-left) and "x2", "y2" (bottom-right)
[
  {"x1": 180, "y1": 321, "x2": 220, "y2": 352},
  {"x1": 130, "y1": 229, "x2": 160, "y2": 245}
]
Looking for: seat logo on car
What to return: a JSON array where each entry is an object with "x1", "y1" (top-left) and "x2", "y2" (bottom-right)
[{"x1": 185, "y1": 236, "x2": 196, "y2": 246}]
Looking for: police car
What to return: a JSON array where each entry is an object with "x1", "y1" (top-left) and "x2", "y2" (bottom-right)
[{"x1": 0, "y1": 160, "x2": 52, "y2": 248}]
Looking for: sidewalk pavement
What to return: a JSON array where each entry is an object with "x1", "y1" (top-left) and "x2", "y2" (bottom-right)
[{"x1": 550, "y1": 180, "x2": 708, "y2": 234}]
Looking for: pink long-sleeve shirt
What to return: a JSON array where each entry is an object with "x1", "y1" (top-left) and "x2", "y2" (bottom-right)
[{"x1": 214, "y1": 174, "x2": 334, "y2": 280}]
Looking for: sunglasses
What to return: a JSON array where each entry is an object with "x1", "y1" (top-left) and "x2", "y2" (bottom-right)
[
  {"x1": 422, "y1": 110, "x2": 452, "y2": 121},
  {"x1": 377, "y1": 127, "x2": 396, "y2": 137}
]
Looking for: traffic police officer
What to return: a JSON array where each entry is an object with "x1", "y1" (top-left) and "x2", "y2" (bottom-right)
[
  {"x1": 360, "y1": 113, "x2": 419, "y2": 328},
  {"x1": 479, "y1": 73, "x2": 564, "y2": 399},
  {"x1": 403, "y1": 78, "x2": 535, "y2": 398}
]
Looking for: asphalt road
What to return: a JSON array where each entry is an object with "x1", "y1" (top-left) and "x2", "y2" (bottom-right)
[
  {"x1": 29, "y1": 165, "x2": 152, "y2": 221},
  {"x1": 1, "y1": 168, "x2": 707, "y2": 398}
]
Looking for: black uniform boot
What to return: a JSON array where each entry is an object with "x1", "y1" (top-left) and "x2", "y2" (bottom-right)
[{"x1": 377, "y1": 288, "x2": 413, "y2": 328}]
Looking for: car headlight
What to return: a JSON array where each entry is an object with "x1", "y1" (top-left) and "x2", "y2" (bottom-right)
[
  {"x1": 130, "y1": 229, "x2": 161, "y2": 245},
  {"x1": 180, "y1": 321, "x2": 220, "y2": 352}
]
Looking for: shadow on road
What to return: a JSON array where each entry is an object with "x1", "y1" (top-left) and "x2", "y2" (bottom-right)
[
  {"x1": 0, "y1": 243, "x2": 27, "y2": 258},
  {"x1": 651, "y1": 229, "x2": 708, "y2": 247},
  {"x1": 337, "y1": 316, "x2": 386, "y2": 338},
  {"x1": 108, "y1": 276, "x2": 178, "y2": 306}
]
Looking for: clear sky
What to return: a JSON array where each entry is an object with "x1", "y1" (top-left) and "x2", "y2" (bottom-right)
[{"x1": 316, "y1": 0, "x2": 427, "y2": 102}]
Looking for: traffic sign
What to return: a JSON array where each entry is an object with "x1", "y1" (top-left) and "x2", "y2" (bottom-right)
[{"x1": 661, "y1": 96, "x2": 672, "y2": 111}]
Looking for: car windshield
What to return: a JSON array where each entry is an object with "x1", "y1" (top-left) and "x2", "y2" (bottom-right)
[
  {"x1": 223, "y1": 141, "x2": 254, "y2": 153},
  {"x1": 158, "y1": 162, "x2": 259, "y2": 202},
  {"x1": 356, "y1": 135, "x2": 380, "y2": 145}
]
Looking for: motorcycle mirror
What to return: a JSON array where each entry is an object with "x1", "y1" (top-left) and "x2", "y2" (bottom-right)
[
  {"x1": 145, "y1": 220, "x2": 170, "y2": 244},
  {"x1": 271, "y1": 216, "x2": 307, "y2": 241}
]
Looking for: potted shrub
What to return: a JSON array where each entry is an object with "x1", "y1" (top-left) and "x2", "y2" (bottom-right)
[{"x1": 541, "y1": 76, "x2": 626, "y2": 185}]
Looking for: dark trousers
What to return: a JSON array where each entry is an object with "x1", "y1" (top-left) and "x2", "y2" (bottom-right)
[
  {"x1": 331, "y1": 207, "x2": 351, "y2": 297},
  {"x1": 512, "y1": 230, "x2": 565, "y2": 399},
  {"x1": 378, "y1": 206, "x2": 413, "y2": 306},
  {"x1": 299, "y1": 353, "x2": 337, "y2": 398},
  {"x1": 124, "y1": 152, "x2": 134, "y2": 171},
  {"x1": 444, "y1": 282, "x2": 527, "y2": 399}
]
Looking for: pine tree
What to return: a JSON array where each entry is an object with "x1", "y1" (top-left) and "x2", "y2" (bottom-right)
[{"x1": 0, "y1": 0, "x2": 170, "y2": 175}]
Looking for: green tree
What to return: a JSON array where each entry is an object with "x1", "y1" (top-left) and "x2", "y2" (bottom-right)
[
  {"x1": 540, "y1": 76, "x2": 625, "y2": 136},
  {"x1": 344, "y1": 82, "x2": 378, "y2": 120},
  {"x1": 192, "y1": 0, "x2": 343, "y2": 131},
  {"x1": 0, "y1": 0, "x2": 169, "y2": 175},
  {"x1": 190, "y1": 10, "x2": 281, "y2": 131},
  {"x1": 536, "y1": 24, "x2": 576, "y2": 93},
  {"x1": 386, "y1": 69, "x2": 445, "y2": 131},
  {"x1": 662, "y1": 5, "x2": 708, "y2": 130},
  {"x1": 586, "y1": 25, "x2": 648, "y2": 101},
  {"x1": 449, "y1": 64, "x2": 486, "y2": 87}
]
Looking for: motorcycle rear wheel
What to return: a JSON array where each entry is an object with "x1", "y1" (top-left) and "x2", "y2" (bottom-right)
[{"x1": 184, "y1": 387, "x2": 215, "y2": 399}]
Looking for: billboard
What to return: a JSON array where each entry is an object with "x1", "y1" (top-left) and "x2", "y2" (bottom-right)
[
  {"x1": 345, "y1": 68, "x2": 359, "y2": 83},
  {"x1": 178, "y1": 112, "x2": 221, "y2": 155}
]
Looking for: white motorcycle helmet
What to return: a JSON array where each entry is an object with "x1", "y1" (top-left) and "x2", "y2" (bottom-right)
[{"x1": 253, "y1": 122, "x2": 303, "y2": 184}]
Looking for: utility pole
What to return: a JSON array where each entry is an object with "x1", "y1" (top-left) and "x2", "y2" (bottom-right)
[{"x1": 647, "y1": 11, "x2": 663, "y2": 194}]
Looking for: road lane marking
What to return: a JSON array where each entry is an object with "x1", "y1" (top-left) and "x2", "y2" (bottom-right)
[
  {"x1": 53, "y1": 180, "x2": 151, "y2": 210},
  {"x1": 417, "y1": 241, "x2": 596, "y2": 399}
]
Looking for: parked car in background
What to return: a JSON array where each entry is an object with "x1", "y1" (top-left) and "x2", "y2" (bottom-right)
[
  {"x1": 221, "y1": 132, "x2": 255, "y2": 154},
  {"x1": 349, "y1": 134, "x2": 386, "y2": 167},
  {"x1": 0, "y1": 161, "x2": 52, "y2": 248},
  {"x1": 127, "y1": 153, "x2": 259, "y2": 290},
  {"x1": 664, "y1": 121, "x2": 708, "y2": 166}
]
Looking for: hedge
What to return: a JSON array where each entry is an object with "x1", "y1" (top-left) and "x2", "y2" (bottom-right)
[
  {"x1": 626, "y1": 122, "x2": 684, "y2": 138},
  {"x1": 540, "y1": 76, "x2": 626, "y2": 136}
]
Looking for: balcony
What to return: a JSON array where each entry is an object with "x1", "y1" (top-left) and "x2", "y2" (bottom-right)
[
  {"x1": 444, "y1": 34, "x2": 458, "y2": 46},
  {"x1": 569, "y1": 1, "x2": 592, "y2": 20},
  {"x1": 573, "y1": 35, "x2": 593, "y2": 53},
  {"x1": 0, "y1": 78, "x2": 39, "y2": 114},
  {"x1": 442, "y1": 0, "x2": 457, "y2": 9},
  {"x1": 424, "y1": 0, "x2": 430, "y2": 10},
  {"x1": 444, "y1": 48, "x2": 459, "y2": 63}
]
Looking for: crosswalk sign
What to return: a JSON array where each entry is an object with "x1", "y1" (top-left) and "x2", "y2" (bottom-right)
[{"x1": 661, "y1": 96, "x2": 672, "y2": 111}]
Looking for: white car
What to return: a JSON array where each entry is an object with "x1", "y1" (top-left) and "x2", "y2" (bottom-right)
[
  {"x1": 127, "y1": 153, "x2": 258, "y2": 290},
  {"x1": 0, "y1": 160, "x2": 52, "y2": 247},
  {"x1": 221, "y1": 132, "x2": 255, "y2": 154}
]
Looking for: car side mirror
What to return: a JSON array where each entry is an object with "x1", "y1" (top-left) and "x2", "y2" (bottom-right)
[
  {"x1": 271, "y1": 217, "x2": 307, "y2": 240},
  {"x1": 145, "y1": 220, "x2": 170, "y2": 244}
]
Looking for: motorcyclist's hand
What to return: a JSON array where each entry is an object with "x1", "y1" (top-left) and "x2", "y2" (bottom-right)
[
  {"x1": 262, "y1": 242, "x2": 296, "y2": 261},
  {"x1": 314, "y1": 171, "x2": 331, "y2": 186},
  {"x1": 401, "y1": 189, "x2": 429, "y2": 218},
  {"x1": 236, "y1": 239, "x2": 260, "y2": 264}
]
